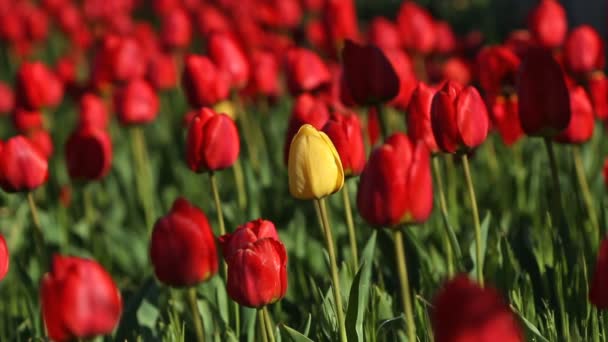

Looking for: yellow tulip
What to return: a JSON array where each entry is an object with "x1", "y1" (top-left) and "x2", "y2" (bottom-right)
[{"x1": 288, "y1": 124, "x2": 344, "y2": 199}]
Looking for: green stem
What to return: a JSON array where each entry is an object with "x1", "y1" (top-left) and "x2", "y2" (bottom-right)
[
  {"x1": 258, "y1": 309, "x2": 269, "y2": 342},
  {"x1": 263, "y1": 307, "x2": 275, "y2": 342},
  {"x1": 187, "y1": 288, "x2": 205, "y2": 342},
  {"x1": 232, "y1": 159, "x2": 247, "y2": 210},
  {"x1": 374, "y1": 104, "x2": 389, "y2": 141},
  {"x1": 432, "y1": 157, "x2": 459, "y2": 276},
  {"x1": 315, "y1": 198, "x2": 347, "y2": 342},
  {"x1": 544, "y1": 138, "x2": 564, "y2": 210},
  {"x1": 130, "y1": 127, "x2": 155, "y2": 232},
  {"x1": 83, "y1": 184, "x2": 95, "y2": 225},
  {"x1": 572, "y1": 146, "x2": 600, "y2": 242},
  {"x1": 461, "y1": 154, "x2": 484, "y2": 287},
  {"x1": 341, "y1": 181, "x2": 359, "y2": 269},
  {"x1": 27, "y1": 192, "x2": 46, "y2": 265},
  {"x1": 393, "y1": 228, "x2": 416, "y2": 341},
  {"x1": 209, "y1": 172, "x2": 226, "y2": 237}
]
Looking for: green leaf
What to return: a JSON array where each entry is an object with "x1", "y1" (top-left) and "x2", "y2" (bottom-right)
[
  {"x1": 512, "y1": 306, "x2": 550, "y2": 342},
  {"x1": 281, "y1": 324, "x2": 314, "y2": 342},
  {"x1": 469, "y1": 212, "x2": 491, "y2": 278},
  {"x1": 136, "y1": 299, "x2": 159, "y2": 330}
]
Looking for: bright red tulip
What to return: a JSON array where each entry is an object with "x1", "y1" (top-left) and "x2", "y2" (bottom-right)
[
  {"x1": 79, "y1": 93, "x2": 109, "y2": 130},
  {"x1": 0, "y1": 81, "x2": 14, "y2": 114},
  {"x1": 285, "y1": 47, "x2": 331, "y2": 95},
  {"x1": 66, "y1": 127, "x2": 113, "y2": 181},
  {"x1": 431, "y1": 81, "x2": 489, "y2": 153},
  {"x1": 284, "y1": 94, "x2": 330, "y2": 164},
  {"x1": 555, "y1": 86, "x2": 594, "y2": 144},
  {"x1": 528, "y1": 0, "x2": 567, "y2": 49},
  {"x1": 93, "y1": 35, "x2": 146, "y2": 85},
  {"x1": 186, "y1": 108, "x2": 240, "y2": 173},
  {"x1": 357, "y1": 133, "x2": 433, "y2": 227},
  {"x1": 150, "y1": 197, "x2": 218, "y2": 287},
  {"x1": 367, "y1": 17, "x2": 401, "y2": 51},
  {"x1": 244, "y1": 50, "x2": 280, "y2": 98},
  {"x1": 255, "y1": 0, "x2": 302, "y2": 29},
  {"x1": 396, "y1": 1, "x2": 436, "y2": 54},
  {"x1": 564, "y1": 25, "x2": 604, "y2": 75},
  {"x1": 384, "y1": 48, "x2": 417, "y2": 110},
  {"x1": 15, "y1": 61, "x2": 63, "y2": 110},
  {"x1": 322, "y1": 113, "x2": 366, "y2": 176},
  {"x1": 489, "y1": 95, "x2": 524, "y2": 146},
  {"x1": 434, "y1": 21, "x2": 457, "y2": 54},
  {"x1": 147, "y1": 52, "x2": 178, "y2": 91},
  {"x1": 517, "y1": 47, "x2": 571, "y2": 137},
  {"x1": 341, "y1": 40, "x2": 400, "y2": 106},
  {"x1": 442, "y1": 57, "x2": 472, "y2": 86},
  {"x1": 27, "y1": 129, "x2": 53, "y2": 159},
  {"x1": 41, "y1": 255, "x2": 122, "y2": 342},
  {"x1": 323, "y1": 0, "x2": 359, "y2": 48},
  {"x1": 431, "y1": 274, "x2": 524, "y2": 342},
  {"x1": 194, "y1": 4, "x2": 231, "y2": 37},
  {"x1": 219, "y1": 219, "x2": 279, "y2": 259},
  {"x1": 182, "y1": 54, "x2": 230, "y2": 108},
  {"x1": 588, "y1": 72, "x2": 608, "y2": 119},
  {"x1": 0, "y1": 234, "x2": 8, "y2": 281},
  {"x1": 160, "y1": 8, "x2": 192, "y2": 51},
  {"x1": 0, "y1": 135, "x2": 48, "y2": 192},
  {"x1": 407, "y1": 82, "x2": 439, "y2": 152},
  {"x1": 114, "y1": 79, "x2": 159, "y2": 126},
  {"x1": 208, "y1": 32, "x2": 250, "y2": 90},
  {"x1": 12, "y1": 107, "x2": 43, "y2": 132}
]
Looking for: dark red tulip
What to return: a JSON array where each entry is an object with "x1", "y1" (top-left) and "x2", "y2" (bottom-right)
[
  {"x1": 367, "y1": 17, "x2": 401, "y2": 51},
  {"x1": 79, "y1": 93, "x2": 109, "y2": 130},
  {"x1": 150, "y1": 197, "x2": 218, "y2": 287},
  {"x1": 12, "y1": 107, "x2": 43, "y2": 132},
  {"x1": 477, "y1": 46, "x2": 520, "y2": 96},
  {"x1": 322, "y1": 113, "x2": 366, "y2": 176},
  {"x1": 396, "y1": 1, "x2": 436, "y2": 54},
  {"x1": 16, "y1": 61, "x2": 63, "y2": 110},
  {"x1": 284, "y1": 94, "x2": 330, "y2": 164},
  {"x1": 407, "y1": 82, "x2": 439, "y2": 152},
  {"x1": 41, "y1": 255, "x2": 122, "y2": 342},
  {"x1": 505, "y1": 30, "x2": 533, "y2": 59},
  {"x1": 0, "y1": 234, "x2": 8, "y2": 281},
  {"x1": 114, "y1": 79, "x2": 159, "y2": 126},
  {"x1": 555, "y1": 86, "x2": 594, "y2": 144},
  {"x1": 220, "y1": 221, "x2": 287, "y2": 308},
  {"x1": 357, "y1": 133, "x2": 433, "y2": 227},
  {"x1": 182, "y1": 54, "x2": 230, "y2": 108},
  {"x1": 341, "y1": 40, "x2": 400, "y2": 106},
  {"x1": 147, "y1": 52, "x2": 178, "y2": 91},
  {"x1": 434, "y1": 21, "x2": 457, "y2": 54},
  {"x1": 323, "y1": 0, "x2": 359, "y2": 48},
  {"x1": 591, "y1": 238, "x2": 608, "y2": 309},
  {"x1": 27, "y1": 129, "x2": 53, "y2": 159},
  {"x1": 208, "y1": 32, "x2": 250, "y2": 90},
  {"x1": 66, "y1": 127, "x2": 113, "y2": 181},
  {"x1": 431, "y1": 81, "x2": 489, "y2": 153},
  {"x1": 564, "y1": 25, "x2": 604, "y2": 75},
  {"x1": 244, "y1": 50, "x2": 280, "y2": 98},
  {"x1": 384, "y1": 48, "x2": 417, "y2": 110},
  {"x1": 186, "y1": 108, "x2": 240, "y2": 173},
  {"x1": 160, "y1": 8, "x2": 192, "y2": 51},
  {"x1": 528, "y1": 0, "x2": 567, "y2": 49},
  {"x1": 285, "y1": 47, "x2": 331, "y2": 96},
  {"x1": 489, "y1": 95, "x2": 524, "y2": 146},
  {"x1": 0, "y1": 81, "x2": 14, "y2": 114},
  {"x1": 588, "y1": 72, "x2": 608, "y2": 119},
  {"x1": 517, "y1": 47, "x2": 571, "y2": 137},
  {"x1": 0, "y1": 135, "x2": 48, "y2": 193},
  {"x1": 431, "y1": 274, "x2": 524, "y2": 342}
]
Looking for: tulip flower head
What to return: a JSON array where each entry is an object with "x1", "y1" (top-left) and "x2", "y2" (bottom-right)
[
  {"x1": 284, "y1": 94, "x2": 330, "y2": 164},
  {"x1": 182, "y1": 54, "x2": 230, "y2": 108},
  {"x1": 0, "y1": 234, "x2": 8, "y2": 281},
  {"x1": 208, "y1": 32, "x2": 250, "y2": 90},
  {"x1": 555, "y1": 86, "x2": 594, "y2": 144},
  {"x1": 396, "y1": 1, "x2": 436, "y2": 54},
  {"x1": 588, "y1": 72, "x2": 608, "y2": 119},
  {"x1": 285, "y1": 47, "x2": 331, "y2": 96},
  {"x1": 79, "y1": 93, "x2": 109, "y2": 129},
  {"x1": 16, "y1": 61, "x2": 64, "y2": 110},
  {"x1": 407, "y1": 82, "x2": 439, "y2": 152},
  {"x1": 528, "y1": 0, "x2": 567, "y2": 49},
  {"x1": 288, "y1": 124, "x2": 344, "y2": 200},
  {"x1": 0, "y1": 135, "x2": 48, "y2": 193},
  {"x1": 322, "y1": 113, "x2": 366, "y2": 176},
  {"x1": 564, "y1": 25, "x2": 604, "y2": 75},
  {"x1": 66, "y1": 127, "x2": 113, "y2": 181},
  {"x1": 114, "y1": 79, "x2": 159, "y2": 126}
]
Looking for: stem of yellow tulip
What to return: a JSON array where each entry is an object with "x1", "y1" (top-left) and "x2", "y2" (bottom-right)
[
  {"x1": 129, "y1": 127, "x2": 155, "y2": 232},
  {"x1": 341, "y1": 181, "x2": 359, "y2": 269},
  {"x1": 232, "y1": 159, "x2": 247, "y2": 210},
  {"x1": 432, "y1": 157, "x2": 457, "y2": 277},
  {"x1": 27, "y1": 192, "x2": 46, "y2": 264},
  {"x1": 374, "y1": 104, "x2": 389, "y2": 141},
  {"x1": 209, "y1": 172, "x2": 226, "y2": 237},
  {"x1": 315, "y1": 198, "x2": 347, "y2": 342},
  {"x1": 461, "y1": 154, "x2": 484, "y2": 287},
  {"x1": 572, "y1": 146, "x2": 600, "y2": 241},
  {"x1": 258, "y1": 309, "x2": 269, "y2": 342},
  {"x1": 393, "y1": 228, "x2": 416, "y2": 341},
  {"x1": 544, "y1": 137, "x2": 563, "y2": 210},
  {"x1": 263, "y1": 306, "x2": 275, "y2": 342},
  {"x1": 187, "y1": 288, "x2": 205, "y2": 342}
]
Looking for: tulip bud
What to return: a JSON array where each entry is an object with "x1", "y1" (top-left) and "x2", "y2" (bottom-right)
[
  {"x1": 244, "y1": 51, "x2": 280, "y2": 99},
  {"x1": 431, "y1": 274, "x2": 524, "y2": 342},
  {"x1": 182, "y1": 54, "x2": 230, "y2": 108},
  {"x1": 12, "y1": 107, "x2": 43, "y2": 132},
  {"x1": 195, "y1": 4, "x2": 231, "y2": 38},
  {"x1": 367, "y1": 17, "x2": 401, "y2": 51},
  {"x1": 588, "y1": 72, "x2": 608, "y2": 119},
  {"x1": 505, "y1": 30, "x2": 533, "y2": 59},
  {"x1": 555, "y1": 86, "x2": 594, "y2": 144},
  {"x1": 284, "y1": 94, "x2": 330, "y2": 164},
  {"x1": 396, "y1": 1, "x2": 436, "y2": 54},
  {"x1": 564, "y1": 25, "x2": 604, "y2": 75},
  {"x1": 341, "y1": 40, "x2": 400, "y2": 106},
  {"x1": 0, "y1": 234, "x2": 8, "y2": 281},
  {"x1": 0, "y1": 81, "x2": 14, "y2": 114},
  {"x1": 150, "y1": 198, "x2": 218, "y2": 287},
  {"x1": 434, "y1": 21, "x2": 457, "y2": 54},
  {"x1": 489, "y1": 95, "x2": 523, "y2": 146},
  {"x1": 384, "y1": 48, "x2": 417, "y2": 110},
  {"x1": 477, "y1": 46, "x2": 520, "y2": 96},
  {"x1": 431, "y1": 81, "x2": 489, "y2": 153},
  {"x1": 147, "y1": 52, "x2": 178, "y2": 91},
  {"x1": 407, "y1": 82, "x2": 439, "y2": 152},
  {"x1": 160, "y1": 8, "x2": 192, "y2": 51},
  {"x1": 517, "y1": 47, "x2": 571, "y2": 137},
  {"x1": 591, "y1": 238, "x2": 608, "y2": 309},
  {"x1": 528, "y1": 0, "x2": 567, "y2": 49},
  {"x1": 27, "y1": 129, "x2": 53, "y2": 159},
  {"x1": 0, "y1": 135, "x2": 48, "y2": 192},
  {"x1": 114, "y1": 79, "x2": 159, "y2": 126},
  {"x1": 208, "y1": 32, "x2": 250, "y2": 90},
  {"x1": 442, "y1": 57, "x2": 472, "y2": 86},
  {"x1": 322, "y1": 113, "x2": 366, "y2": 176},
  {"x1": 285, "y1": 47, "x2": 331, "y2": 96},
  {"x1": 357, "y1": 133, "x2": 432, "y2": 227},
  {"x1": 79, "y1": 93, "x2": 109, "y2": 129},
  {"x1": 66, "y1": 127, "x2": 113, "y2": 181},
  {"x1": 221, "y1": 222, "x2": 287, "y2": 308},
  {"x1": 323, "y1": 0, "x2": 360, "y2": 48},
  {"x1": 41, "y1": 255, "x2": 122, "y2": 342},
  {"x1": 256, "y1": 0, "x2": 302, "y2": 29},
  {"x1": 186, "y1": 108, "x2": 240, "y2": 173},
  {"x1": 288, "y1": 124, "x2": 344, "y2": 200},
  {"x1": 15, "y1": 61, "x2": 64, "y2": 110},
  {"x1": 93, "y1": 35, "x2": 146, "y2": 84}
]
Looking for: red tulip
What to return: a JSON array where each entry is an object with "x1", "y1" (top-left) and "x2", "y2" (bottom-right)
[
  {"x1": 384, "y1": 48, "x2": 417, "y2": 110},
  {"x1": 23, "y1": 4, "x2": 48, "y2": 43},
  {"x1": 442, "y1": 57, "x2": 472, "y2": 86},
  {"x1": 555, "y1": 86, "x2": 594, "y2": 144},
  {"x1": 244, "y1": 50, "x2": 280, "y2": 98},
  {"x1": 27, "y1": 129, "x2": 53, "y2": 159},
  {"x1": 322, "y1": 113, "x2": 366, "y2": 176},
  {"x1": 79, "y1": 93, "x2": 109, "y2": 130},
  {"x1": 41, "y1": 255, "x2": 122, "y2": 342},
  {"x1": 182, "y1": 54, "x2": 230, "y2": 108},
  {"x1": 12, "y1": 107, "x2": 43, "y2": 132},
  {"x1": 434, "y1": 21, "x2": 457, "y2": 54},
  {"x1": 256, "y1": 0, "x2": 302, "y2": 29},
  {"x1": 150, "y1": 197, "x2": 218, "y2": 287},
  {"x1": 147, "y1": 52, "x2": 178, "y2": 91},
  {"x1": 477, "y1": 46, "x2": 520, "y2": 96},
  {"x1": 528, "y1": 0, "x2": 567, "y2": 49},
  {"x1": 194, "y1": 4, "x2": 231, "y2": 38},
  {"x1": 591, "y1": 238, "x2": 608, "y2": 309},
  {"x1": 357, "y1": 133, "x2": 433, "y2": 227},
  {"x1": 431, "y1": 81, "x2": 489, "y2": 153},
  {"x1": 396, "y1": 1, "x2": 436, "y2": 54},
  {"x1": 489, "y1": 95, "x2": 524, "y2": 146},
  {"x1": 0, "y1": 234, "x2": 8, "y2": 281},
  {"x1": 431, "y1": 274, "x2": 523, "y2": 342},
  {"x1": 208, "y1": 32, "x2": 250, "y2": 90},
  {"x1": 15, "y1": 61, "x2": 63, "y2": 110},
  {"x1": 341, "y1": 40, "x2": 400, "y2": 106},
  {"x1": 284, "y1": 94, "x2": 330, "y2": 164},
  {"x1": 186, "y1": 107, "x2": 240, "y2": 173},
  {"x1": 220, "y1": 222, "x2": 287, "y2": 308},
  {"x1": 0, "y1": 81, "x2": 13, "y2": 114},
  {"x1": 114, "y1": 79, "x2": 159, "y2": 126},
  {"x1": 66, "y1": 127, "x2": 113, "y2": 181},
  {"x1": 407, "y1": 82, "x2": 439, "y2": 152},
  {"x1": 588, "y1": 72, "x2": 608, "y2": 119},
  {"x1": 517, "y1": 47, "x2": 571, "y2": 137},
  {"x1": 505, "y1": 30, "x2": 533, "y2": 59},
  {"x1": 0, "y1": 135, "x2": 48, "y2": 192},
  {"x1": 285, "y1": 47, "x2": 331, "y2": 96},
  {"x1": 564, "y1": 25, "x2": 604, "y2": 75},
  {"x1": 93, "y1": 35, "x2": 146, "y2": 85},
  {"x1": 160, "y1": 8, "x2": 192, "y2": 51},
  {"x1": 323, "y1": 0, "x2": 359, "y2": 48},
  {"x1": 367, "y1": 17, "x2": 401, "y2": 51}
]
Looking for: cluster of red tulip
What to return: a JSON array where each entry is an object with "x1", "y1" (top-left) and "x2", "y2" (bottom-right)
[{"x1": 0, "y1": 0, "x2": 608, "y2": 341}]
